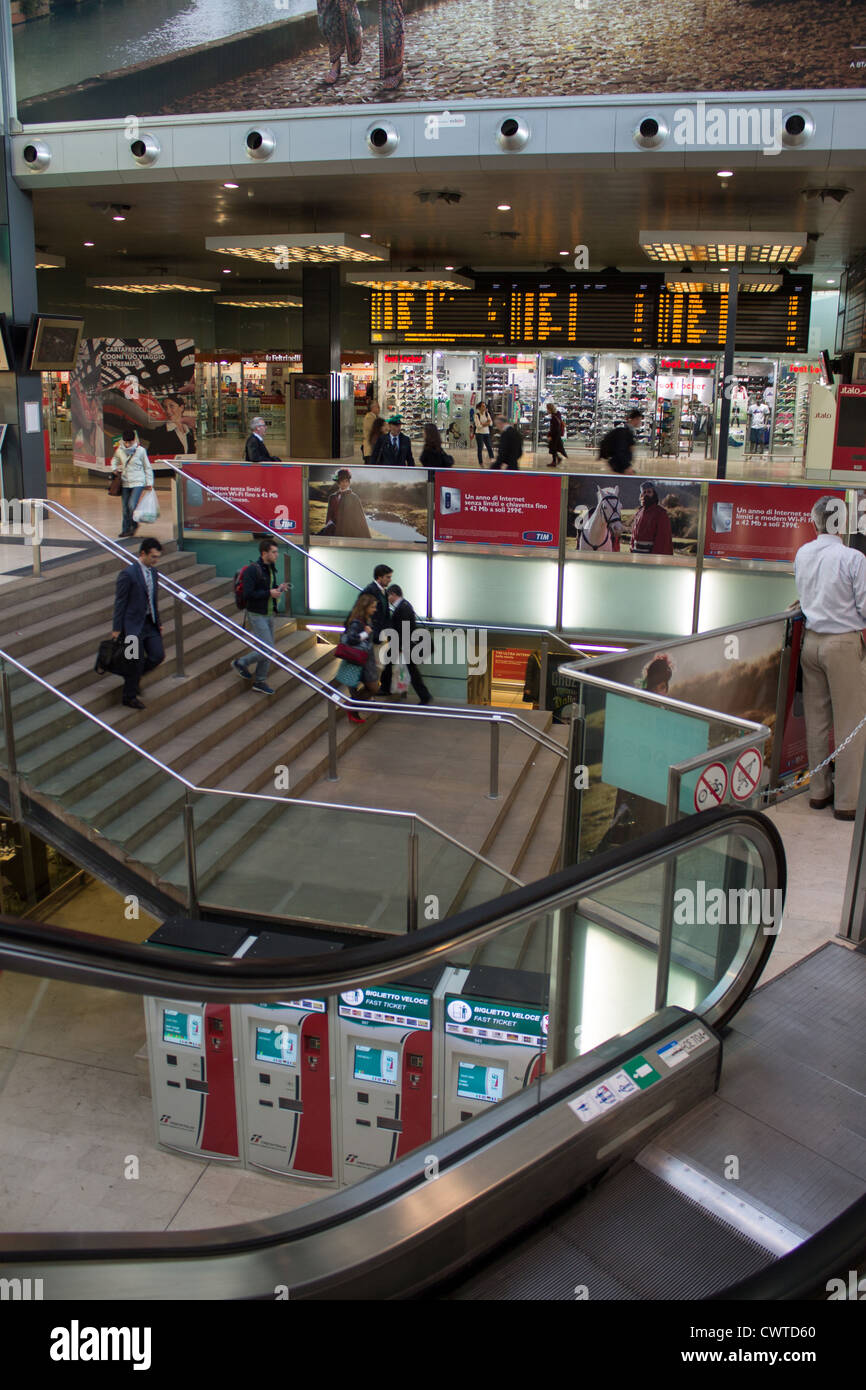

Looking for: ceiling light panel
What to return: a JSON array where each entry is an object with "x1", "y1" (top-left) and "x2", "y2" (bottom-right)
[
  {"x1": 205, "y1": 232, "x2": 389, "y2": 264},
  {"x1": 216, "y1": 295, "x2": 302, "y2": 308},
  {"x1": 640, "y1": 231, "x2": 806, "y2": 264},
  {"x1": 344, "y1": 270, "x2": 473, "y2": 291},
  {"x1": 87, "y1": 276, "x2": 221, "y2": 293}
]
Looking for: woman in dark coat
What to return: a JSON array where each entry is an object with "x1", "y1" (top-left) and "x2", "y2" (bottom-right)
[
  {"x1": 319, "y1": 468, "x2": 371, "y2": 538},
  {"x1": 419, "y1": 423, "x2": 454, "y2": 468},
  {"x1": 334, "y1": 593, "x2": 379, "y2": 723},
  {"x1": 545, "y1": 400, "x2": 568, "y2": 467}
]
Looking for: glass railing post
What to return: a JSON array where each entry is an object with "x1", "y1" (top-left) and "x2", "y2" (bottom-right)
[
  {"x1": 407, "y1": 816, "x2": 420, "y2": 933},
  {"x1": 183, "y1": 788, "x2": 200, "y2": 917},
  {"x1": 840, "y1": 749, "x2": 866, "y2": 944},
  {"x1": 655, "y1": 766, "x2": 682, "y2": 1009},
  {"x1": 538, "y1": 639, "x2": 549, "y2": 711},
  {"x1": 173, "y1": 595, "x2": 185, "y2": 678},
  {"x1": 0, "y1": 660, "x2": 22, "y2": 821},
  {"x1": 327, "y1": 699, "x2": 339, "y2": 781},
  {"x1": 560, "y1": 703, "x2": 584, "y2": 869},
  {"x1": 489, "y1": 718, "x2": 500, "y2": 799},
  {"x1": 173, "y1": 472, "x2": 185, "y2": 547}
]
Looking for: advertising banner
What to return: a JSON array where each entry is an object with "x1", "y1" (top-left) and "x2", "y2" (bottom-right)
[
  {"x1": 831, "y1": 385, "x2": 866, "y2": 474},
  {"x1": 567, "y1": 474, "x2": 701, "y2": 556},
  {"x1": 70, "y1": 338, "x2": 196, "y2": 471},
  {"x1": 705, "y1": 483, "x2": 848, "y2": 563},
  {"x1": 434, "y1": 470, "x2": 560, "y2": 547},
  {"x1": 309, "y1": 465, "x2": 428, "y2": 544},
  {"x1": 14, "y1": 3, "x2": 864, "y2": 125},
  {"x1": 182, "y1": 463, "x2": 305, "y2": 534}
]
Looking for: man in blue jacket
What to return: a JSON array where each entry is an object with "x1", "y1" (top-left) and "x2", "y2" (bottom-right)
[{"x1": 111, "y1": 537, "x2": 165, "y2": 709}]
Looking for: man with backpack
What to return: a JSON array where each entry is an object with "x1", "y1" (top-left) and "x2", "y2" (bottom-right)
[
  {"x1": 599, "y1": 409, "x2": 642, "y2": 475},
  {"x1": 231, "y1": 538, "x2": 288, "y2": 695}
]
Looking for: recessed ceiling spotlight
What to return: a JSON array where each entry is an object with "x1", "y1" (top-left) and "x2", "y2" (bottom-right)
[
  {"x1": 559, "y1": 250, "x2": 569, "y2": 256},
  {"x1": 222, "y1": 267, "x2": 231, "y2": 274},
  {"x1": 359, "y1": 232, "x2": 372, "y2": 239},
  {"x1": 717, "y1": 169, "x2": 734, "y2": 178},
  {"x1": 827, "y1": 278, "x2": 836, "y2": 284},
  {"x1": 112, "y1": 214, "x2": 126, "y2": 221},
  {"x1": 445, "y1": 264, "x2": 455, "y2": 270},
  {"x1": 84, "y1": 241, "x2": 94, "y2": 247},
  {"x1": 497, "y1": 203, "x2": 511, "y2": 211},
  {"x1": 223, "y1": 182, "x2": 239, "y2": 189}
]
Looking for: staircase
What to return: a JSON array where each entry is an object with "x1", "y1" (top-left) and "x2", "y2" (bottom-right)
[
  {"x1": 0, "y1": 535, "x2": 568, "y2": 936},
  {"x1": 0, "y1": 540, "x2": 373, "y2": 919}
]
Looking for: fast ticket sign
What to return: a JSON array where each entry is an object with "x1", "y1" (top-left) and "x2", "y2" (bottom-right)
[{"x1": 434, "y1": 470, "x2": 560, "y2": 546}]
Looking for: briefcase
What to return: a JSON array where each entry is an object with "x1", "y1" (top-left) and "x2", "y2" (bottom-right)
[{"x1": 94, "y1": 635, "x2": 131, "y2": 678}]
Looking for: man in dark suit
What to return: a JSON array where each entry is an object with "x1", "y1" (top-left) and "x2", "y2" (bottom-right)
[
  {"x1": 244, "y1": 416, "x2": 281, "y2": 463},
  {"x1": 492, "y1": 414, "x2": 523, "y2": 470},
  {"x1": 111, "y1": 537, "x2": 165, "y2": 709},
  {"x1": 371, "y1": 415, "x2": 415, "y2": 467},
  {"x1": 380, "y1": 584, "x2": 432, "y2": 704},
  {"x1": 356, "y1": 563, "x2": 393, "y2": 694}
]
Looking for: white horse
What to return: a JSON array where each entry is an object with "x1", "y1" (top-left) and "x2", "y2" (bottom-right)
[{"x1": 576, "y1": 485, "x2": 623, "y2": 551}]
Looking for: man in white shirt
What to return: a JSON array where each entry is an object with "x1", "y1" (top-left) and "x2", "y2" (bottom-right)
[{"x1": 794, "y1": 496, "x2": 866, "y2": 818}]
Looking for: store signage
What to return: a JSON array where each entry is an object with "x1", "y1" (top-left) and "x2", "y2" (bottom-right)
[
  {"x1": 831, "y1": 385, "x2": 866, "y2": 473},
  {"x1": 182, "y1": 462, "x2": 305, "y2": 533},
  {"x1": 705, "y1": 483, "x2": 847, "y2": 562},
  {"x1": 659, "y1": 359, "x2": 716, "y2": 371},
  {"x1": 434, "y1": 470, "x2": 561, "y2": 547},
  {"x1": 492, "y1": 649, "x2": 533, "y2": 682}
]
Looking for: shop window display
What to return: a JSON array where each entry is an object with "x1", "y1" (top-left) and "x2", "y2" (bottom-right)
[
  {"x1": 433, "y1": 351, "x2": 480, "y2": 454},
  {"x1": 482, "y1": 354, "x2": 538, "y2": 447},
  {"x1": 539, "y1": 355, "x2": 597, "y2": 452},
  {"x1": 655, "y1": 360, "x2": 717, "y2": 459},
  {"x1": 596, "y1": 355, "x2": 655, "y2": 451},
  {"x1": 383, "y1": 353, "x2": 433, "y2": 441},
  {"x1": 772, "y1": 361, "x2": 817, "y2": 460}
]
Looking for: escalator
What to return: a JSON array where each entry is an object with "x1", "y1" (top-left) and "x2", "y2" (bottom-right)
[{"x1": 0, "y1": 807, "x2": 864, "y2": 1301}]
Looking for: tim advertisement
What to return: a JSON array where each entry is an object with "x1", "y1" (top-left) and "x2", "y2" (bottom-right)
[
  {"x1": 435, "y1": 470, "x2": 560, "y2": 547},
  {"x1": 182, "y1": 462, "x2": 305, "y2": 534},
  {"x1": 705, "y1": 483, "x2": 848, "y2": 564}
]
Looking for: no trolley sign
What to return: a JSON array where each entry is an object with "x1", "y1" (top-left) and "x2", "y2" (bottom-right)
[
  {"x1": 694, "y1": 762, "x2": 728, "y2": 812},
  {"x1": 731, "y1": 747, "x2": 762, "y2": 801}
]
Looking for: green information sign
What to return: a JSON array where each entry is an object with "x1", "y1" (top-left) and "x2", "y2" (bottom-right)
[{"x1": 622, "y1": 1055, "x2": 661, "y2": 1089}]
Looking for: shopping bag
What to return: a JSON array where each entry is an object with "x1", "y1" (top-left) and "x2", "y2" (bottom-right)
[
  {"x1": 133, "y1": 487, "x2": 160, "y2": 524},
  {"x1": 392, "y1": 663, "x2": 410, "y2": 695}
]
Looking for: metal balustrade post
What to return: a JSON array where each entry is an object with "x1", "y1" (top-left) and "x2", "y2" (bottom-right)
[
  {"x1": 183, "y1": 789, "x2": 199, "y2": 917},
  {"x1": 173, "y1": 595, "x2": 185, "y2": 677},
  {"x1": 173, "y1": 473, "x2": 185, "y2": 547},
  {"x1": 407, "y1": 816, "x2": 420, "y2": 933},
  {"x1": 489, "y1": 718, "x2": 500, "y2": 799},
  {"x1": 327, "y1": 698, "x2": 339, "y2": 781},
  {"x1": 655, "y1": 767, "x2": 682, "y2": 1010},
  {"x1": 538, "y1": 639, "x2": 550, "y2": 712},
  {"x1": 0, "y1": 661, "x2": 22, "y2": 822}
]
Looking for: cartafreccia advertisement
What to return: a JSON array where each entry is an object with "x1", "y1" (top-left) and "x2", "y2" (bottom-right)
[
  {"x1": 13, "y1": 1, "x2": 865, "y2": 123},
  {"x1": 70, "y1": 338, "x2": 196, "y2": 470}
]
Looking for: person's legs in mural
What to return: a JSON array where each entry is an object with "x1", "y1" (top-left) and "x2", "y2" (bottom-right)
[
  {"x1": 318, "y1": 0, "x2": 363, "y2": 85},
  {"x1": 379, "y1": 0, "x2": 405, "y2": 90}
]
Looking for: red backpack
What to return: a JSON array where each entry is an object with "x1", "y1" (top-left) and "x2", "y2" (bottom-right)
[{"x1": 233, "y1": 563, "x2": 256, "y2": 610}]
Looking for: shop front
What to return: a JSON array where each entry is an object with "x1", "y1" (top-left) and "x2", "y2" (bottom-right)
[{"x1": 196, "y1": 351, "x2": 302, "y2": 455}]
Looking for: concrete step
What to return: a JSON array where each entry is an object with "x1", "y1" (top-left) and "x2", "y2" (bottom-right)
[
  {"x1": 481, "y1": 732, "x2": 568, "y2": 880},
  {"x1": 515, "y1": 753, "x2": 567, "y2": 884},
  {"x1": 3, "y1": 538, "x2": 182, "y2": 610}
]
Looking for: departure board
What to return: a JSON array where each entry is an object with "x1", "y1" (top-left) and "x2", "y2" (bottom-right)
[
  {"x1": 370, "y1": 277, "x2": 658, "y2": 348},
  {"x1": 658, "y1": 280, "x2": 810, "y2": 352},
  {"x1": 370, "y1": 275, "x2": 810, "y2": 352}
]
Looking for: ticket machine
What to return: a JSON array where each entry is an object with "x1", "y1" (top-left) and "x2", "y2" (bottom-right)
[
  {"x1": 442, "y1": 965, "x2": 548, "y2": 1131},
  {"x1": 236, "y1": 998, "x2": 337, "y2": 1182},
  {"x1": 337, "y1": 968, "x2": 452, "y2": 1186},
  {"x1": 145, "y1": 996, "x2": 241, "y2": 1161}
]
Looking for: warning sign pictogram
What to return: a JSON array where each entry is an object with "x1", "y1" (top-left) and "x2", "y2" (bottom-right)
[{"x1": 694, "y1": 762, "x2": 728, "y2": 812}]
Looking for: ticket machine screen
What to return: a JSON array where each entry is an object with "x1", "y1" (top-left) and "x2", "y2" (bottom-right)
[
  {"x1": 162, "y1": 1009, "x2": 202, "y2": 1048},
  {"x1": 353, "y1": 1045, "x2": 398, "y2": 1086},
  {"x1": 457, "y1": 1062, "x2": 504, "y2": 1103},
  {"x1": 255, "y1": 1026, "x2": 298, "y2": 1067}
]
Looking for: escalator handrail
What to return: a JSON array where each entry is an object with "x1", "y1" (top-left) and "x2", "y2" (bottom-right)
[{"x1": 0, "y1": 806, "x2": 785, "y2": 1009}]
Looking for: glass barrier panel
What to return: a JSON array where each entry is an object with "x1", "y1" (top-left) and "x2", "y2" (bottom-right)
[
  {"x1": 194, "y1": 791, "x2": 410, "y2": 933},
  {"x1": 415, "y1": 819, "x2": 515, "y2": 924}
]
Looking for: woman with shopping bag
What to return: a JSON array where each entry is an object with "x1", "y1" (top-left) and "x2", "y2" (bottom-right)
[{"x1": 111, "y1": 429, "x2": 154, "y2": 538}]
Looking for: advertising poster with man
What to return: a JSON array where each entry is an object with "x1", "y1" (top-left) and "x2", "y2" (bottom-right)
[{"x1": 70, "y1": 338, "x2": 197, "y2": 471}]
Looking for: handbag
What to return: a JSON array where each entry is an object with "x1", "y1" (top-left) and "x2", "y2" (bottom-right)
[
  {"x1": 335, "y1": 641, "x2": 369, "y2": 665},
  {"x1": 108, "y1": 473, "x2": 122, "y2": 497}
]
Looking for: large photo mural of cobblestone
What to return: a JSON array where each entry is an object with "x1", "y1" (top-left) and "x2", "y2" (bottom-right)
[{"x1": 13, "y1": 0, "x2": 866, "y2": 123}]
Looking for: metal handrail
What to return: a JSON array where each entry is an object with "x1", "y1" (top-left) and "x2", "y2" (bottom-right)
[
  {"x1": 164, "y1": 457, "x2": 576, "y2": 653},
  {"x1": 0, "y1": 646, "x2": 522, "y2": 892},
  {"x1": 560, "y1": 664, "x2": 772, "y2": 737},
  {"x1": 31, "y1": 497, "x2": 569, "y2": 764}
]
